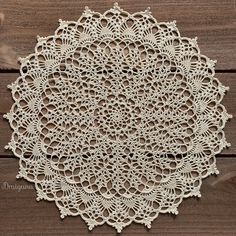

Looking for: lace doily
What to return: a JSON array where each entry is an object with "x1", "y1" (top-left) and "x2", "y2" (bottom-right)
[{"x1": 4, "y1": 3, "x2": 232, "y2": 232}]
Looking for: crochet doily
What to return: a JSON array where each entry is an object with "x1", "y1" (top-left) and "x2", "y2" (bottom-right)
[{"x1": 4, "y1": 3, "x2": 232, "y2": 232}]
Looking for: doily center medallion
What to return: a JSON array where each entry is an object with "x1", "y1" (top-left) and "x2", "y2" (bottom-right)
[{"x1": 4, "y1": 3, "x2": 232, "y2": 233}]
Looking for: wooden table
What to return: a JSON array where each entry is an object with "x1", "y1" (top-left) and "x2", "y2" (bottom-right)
[{"x1": 0, "y1": 1, "x2": 235, "y2": 235}]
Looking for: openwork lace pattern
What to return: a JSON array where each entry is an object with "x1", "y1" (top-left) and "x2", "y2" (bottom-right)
[{"x1": 4, "y1": 3, "x2": 232, "y2": 232}]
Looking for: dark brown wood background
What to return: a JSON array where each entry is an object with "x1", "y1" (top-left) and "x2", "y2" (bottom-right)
[{"x1": 0, "y1": 1, "x2": 235, "y2": 235}]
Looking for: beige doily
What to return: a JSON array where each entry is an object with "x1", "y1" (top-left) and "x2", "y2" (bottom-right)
[{"x1": 4, "y1": 3, "x2": 231, "y2": 232}]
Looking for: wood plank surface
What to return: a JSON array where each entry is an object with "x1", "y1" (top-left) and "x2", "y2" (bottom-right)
[
  {"x1": 0, "y1": 0, "x2": 235, "y2": 70},
  {"x1": 0, "y1": 1, "x2": 235, "y2": 235},
  {"x1": 0, "y1": 157, "x2": 235, "y2": 235},
  {"x1": 1, "y1": 72, "x2": 235, "y2": 156}
]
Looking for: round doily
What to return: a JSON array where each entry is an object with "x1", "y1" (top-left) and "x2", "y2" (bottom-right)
[{"x1": 4, "y1": 3, "x2": 232, "y2": 232}]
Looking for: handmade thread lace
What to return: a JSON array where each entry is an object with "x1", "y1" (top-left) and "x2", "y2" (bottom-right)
[{"x1": 4, "y1": 3, "x2": 232, "y2": 232}]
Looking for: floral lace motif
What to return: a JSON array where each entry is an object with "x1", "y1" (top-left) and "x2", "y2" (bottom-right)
[{"x1": 4, "y1": 3, "x2": 231, "y2": 232}]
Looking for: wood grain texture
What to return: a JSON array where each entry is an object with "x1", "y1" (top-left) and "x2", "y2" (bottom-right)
[
  {"x1": 0, "y1": 0, "x2": 235, "y2": 70},
  {"x1": 0, "y1": 157, "x2": 235, "y2": 236},
  {"x1": 0, "y1": 1, "x2": 235, "y2": 235},
  {"x1": 1, "y1": 72, "x2": 235, "y2": 157}
]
